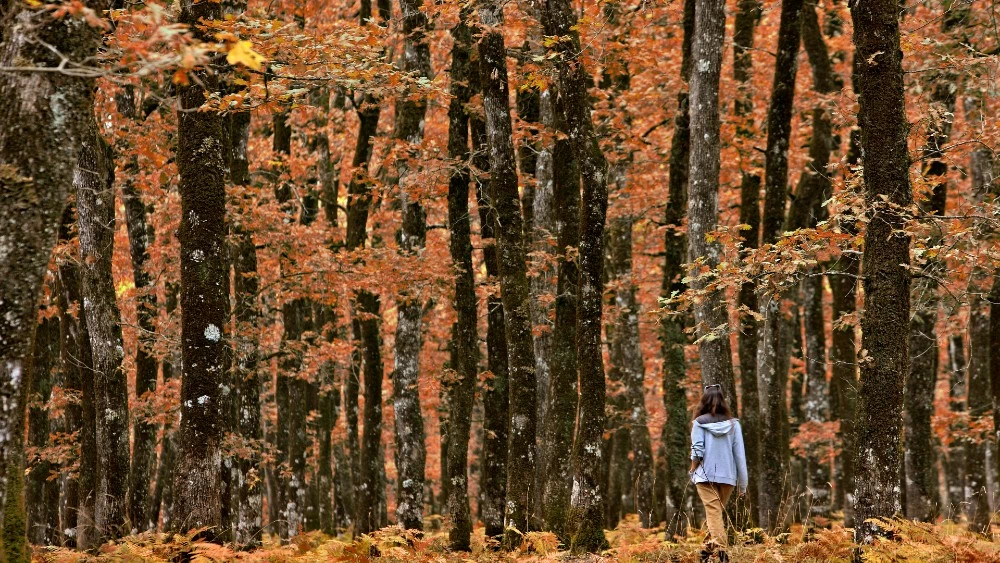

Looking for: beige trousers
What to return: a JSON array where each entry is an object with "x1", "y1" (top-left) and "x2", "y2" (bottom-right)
[{"x1": 696, "y1": 482, "x2": 734, "y2": 548}]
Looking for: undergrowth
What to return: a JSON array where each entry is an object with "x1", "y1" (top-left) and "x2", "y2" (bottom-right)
[{"x1": 31, "y1": 517, "x2": 1000, "y2": 562}]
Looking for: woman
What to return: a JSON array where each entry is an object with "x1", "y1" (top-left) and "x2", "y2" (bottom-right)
[{"x1": 689, "y1": 383, "x2": 748, "y2": 563}]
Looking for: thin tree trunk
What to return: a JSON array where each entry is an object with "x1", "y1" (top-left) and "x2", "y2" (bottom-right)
[
  {"x1": 392, "y1": 0, "x2": 432, "y2": 530},
  {"x1": 966, "y1": 301, "x2": 991, "y2": 533},
  {"x1": 607, "y1": 219, "x2": 655, "y2": 527},
  {"x1": 150, "y1": 285, "x2": 178, "y2": 532},
  {"x1": 27, "y1": 316, "x2": 60, "y2": 545},
  {"x1": 850, "y1": 0, "x2": 913, "y2": 542},
  {"x1": 660, "y1": 0, "x2": 694, "y2": 538},
  {"x1": 0, "y1": 4, "x2": 102, "y2": 553},
  {"x1": 76, "y1": 121, "x2": 131, "y2": 540},
  {"x1": 443, "y1": 4, "x2": 480, "y2": 549},
  {"x1": 688, "y1": 0, "x2": 736, "y2": 399},
  {"x1": 476, "y1": 0, "x2": 538, "y2": 545},
  {"x1": 733, "y1": 0, "x2": 762, "y2": 528},
  {"x1": 121, "y1": 117, "x2": 160, "y2": 532},
  {"x1": 945, "y1": 334, "x2": 966, "y2": 518},
  {"x1": 903, "y1": 74, "x2": 956, "y2": 522},
  {"x1": 172, "y1": 0, "x2": 228, "y2": 531},
  {"x1": 755, "y1": 0, "x2": 803, "y2": 531},
  {"x1": 56, "y1": 207, "x2": 94, "y2": 547}
]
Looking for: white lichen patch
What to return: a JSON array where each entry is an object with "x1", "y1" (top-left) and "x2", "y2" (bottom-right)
[{"x1": 204, "y1": 324, "x2": 221, "y2": 342}]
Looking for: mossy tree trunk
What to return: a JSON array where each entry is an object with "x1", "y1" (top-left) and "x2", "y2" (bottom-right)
[{"x1": 850, "y1": 0, "x2": 914, "y2": 542}]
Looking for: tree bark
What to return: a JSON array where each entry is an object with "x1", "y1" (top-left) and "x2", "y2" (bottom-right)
[
  {"x1": 150, "y1": 285, "x2": 178, "y2": 532},
  {"x1": 476, "y1": 0, "x2": 538, "y2": 546},
  {"x1": 688, "y1": 0, "x2": 736, "y2": 400},
  {"x1": 966, "y1": 301, "x2": 991, "y2": 533},
  {"x1": 0, "y1": 0, "x2": 103, "y2": 550},
  {"x1": 121, "y1": 120, "x2": 160, "y2": 532},
  {"x1": 733, "y1": 0, "x2": 762, "y2": 527},
  {"x1": 660, "y1": 0, "x2": 695, "y2": 538},
  {"x1": 538, "y1": 90, "x2": 581, "y2": 539},
  {"x1": 76, "y1": 121, "x2": 131, "y2": 540},
  {"x1": 534, "y1": 0, "x2": 610, "y2": 548},
  {"x1": 474, "y1": 110, "x2": 511, "y2": 541},
  {"x1": 607, "y1": 219, "x2": 655, "y2": 527},
  {"x1": 391, "y1": 0, "x2": 432, "y2": 530},
  {"x1": 755, "y1": 0, "x2": 803, "y2": 531},
  {"x1": 172, "y1": 0, "x2": 229, "y2": 531},
  {"x1": 56, "y1": 208, "x2": 94, "y2": 547},
  {"x1": 27, "y1": 315, "x2": 60, "y2": 545},
  {"x1": 903, "y1": 76, "x2": 956, "y2": 522},
  {"x1": 850, "y1": 0, "x2": 913, "y2": 542},
  {"x1": 443, "y1": 4, "x2": 480, "y2": 549}
]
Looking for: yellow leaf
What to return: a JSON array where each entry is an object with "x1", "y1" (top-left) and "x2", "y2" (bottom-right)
[{"x1": 226, "y1": 40, "x2": 265, "y2": 71}]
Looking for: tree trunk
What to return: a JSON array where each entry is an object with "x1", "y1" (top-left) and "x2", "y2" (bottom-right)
[
  {"x1": 56, "y1": 208, "x2": 94, "y2": 547},
  {"x1": 443, "y1": 4, "x2": 480, "y2": 549},
  {"x1": 534, "y1": 0, "x2": 610, "y2": 550},
  {"x1": 121, "y1": 130, "x2": 160, "y2": 533},
  {"x1": 539, "y1": 91, "x2": 581, "y2": 539},
  {"x1": 476, "y1": 0, "x2": 538, "y2": 546},
  {"x1": 607, "y1": 219, "x2": 655, "y2": 527},
  {"x1": 0, "y1": 0, "x2": 103, "y2": 551},
  {"x1": 944, "y1": 334, "x2": 966, "y2": 519},
  {"x1": 755, "y1": 0, "x2": 803, "y2": 531},
  {"x1": 850, "y1": 0, "x2": 913, "y2": 542},
  {"x1": 903, "y1": 75, "x2": 956, "y2": 522},
  {"x1": 733, "y1": 0, "x2": 762, "y2": 527},
  {"x1": 688, "y1": 0, "x2": 736, "y2": 399},
  {"x1": 172, "y1": 0, "x2": 229, "y2": 531},
  {"x1": 391, "y1": 0, "x2": 432, "y2": 530},
  {"x1": 150, "y1": 285, "x2": 179, "y2": 532},
  {"x1": 966, "y1": 301, "x2": 991, "y2": 533},
  {"x1": 660, "y1": 0, "x2": 694, "y2": 538},
  {"x1": 27, "y1": 315, "x2": 60, "y2": 545},
  {"x1": 76, "y1": 121, "x2": 131, "y2": 541},
  {"x1": 473, "y1": 111, "x2": 511, "y2": 541}
]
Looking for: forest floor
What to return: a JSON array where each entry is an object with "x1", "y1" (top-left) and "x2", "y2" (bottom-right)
[{"x1": 33, "y1": 518, "x2": 1000, "y2": 562}]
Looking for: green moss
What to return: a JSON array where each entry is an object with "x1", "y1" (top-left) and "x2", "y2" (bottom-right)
[{"x1": 3, "y1": 457, "x2": 29, "y2": 563}]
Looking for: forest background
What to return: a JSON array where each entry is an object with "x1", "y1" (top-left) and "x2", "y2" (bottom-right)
[{"x1": 0, "y1": 0, "x2": 999, "y2": 559}]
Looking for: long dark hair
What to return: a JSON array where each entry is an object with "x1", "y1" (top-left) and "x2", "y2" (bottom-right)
[{"x1": 695, "y1": 384, "x2": 732, "y2": 419}]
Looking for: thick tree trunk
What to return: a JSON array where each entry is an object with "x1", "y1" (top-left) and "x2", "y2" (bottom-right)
[
  {"x1": 607, "y1": 219, "x2": 655, "y2": 527},
  {"x1": 172, "y1": 0, "x2": 228, "y2": 531},
  {"x1": 535, "y1": 0, "x2": 609, "y2": 550},
  {"x1": 0, "y1": 1, "x2": 103, "y2": 551},
  {"x1": 391, "y1": 0, "x2": 432, "y2": 530},
  {"x1": 850, "y1": 0, "x2": 913, "y2": 542},
  {"x1": 755, "y1": 0, "x2": 803, "y2": 531},
  {"x1": 476, "y1": 0, "x2": 538, "y2": 546},
  {"x1": 27, "y1": 316, "x2": 60, "y2": 545},
  {"x1": 122, "y1": 143, "x2": 159, "y2": 533},
  {"x1": 688, "y1": 0, "x2": 736, "y2": 399},
  {"x1": 660, "y1": 0, "x2": 694, "y2": 538},
  {"x1": 474, "y1": 111, "x2": 511, "y2": 541},
  {"x1": 539, "y1": 91, "x2": 581, "y2": 539},
  {"x1": 443, "y1": 5, "x2": 480, "y2": 550},
  {"x1": 733, "y1": 0, "x2": 762, "y2": 527},
  {"x1": 76, "y1": 121, "x2": 131, "y2": 540}
]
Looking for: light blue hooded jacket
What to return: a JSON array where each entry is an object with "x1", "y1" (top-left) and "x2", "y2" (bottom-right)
[{"x1": 690, "y1": 414, "x2": 749, "y2": 493}]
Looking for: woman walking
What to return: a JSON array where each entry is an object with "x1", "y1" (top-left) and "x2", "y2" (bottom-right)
[{"x1": 689, "y1": 384, "x2": 748, "y2": 562}]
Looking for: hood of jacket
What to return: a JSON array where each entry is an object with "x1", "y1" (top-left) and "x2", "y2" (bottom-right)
[{"x1": 695, "y1": 419, "x2": 736, "y2": 437}]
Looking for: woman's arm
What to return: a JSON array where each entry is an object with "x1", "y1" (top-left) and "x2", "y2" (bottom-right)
[
  {"x1": 734, "y1": 421, "x2": 749, "y2": 494},
  {"x1": 690, "y1": 421, "x2": 705, "y2": 472}
]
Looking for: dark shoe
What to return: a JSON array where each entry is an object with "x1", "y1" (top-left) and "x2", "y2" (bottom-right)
[
  {"x1": 716, "y1": 550, "x2": 729, "y2": 563},
  {"x1": 699, "y1": 548, "x2": 713, "y2": 562}
]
